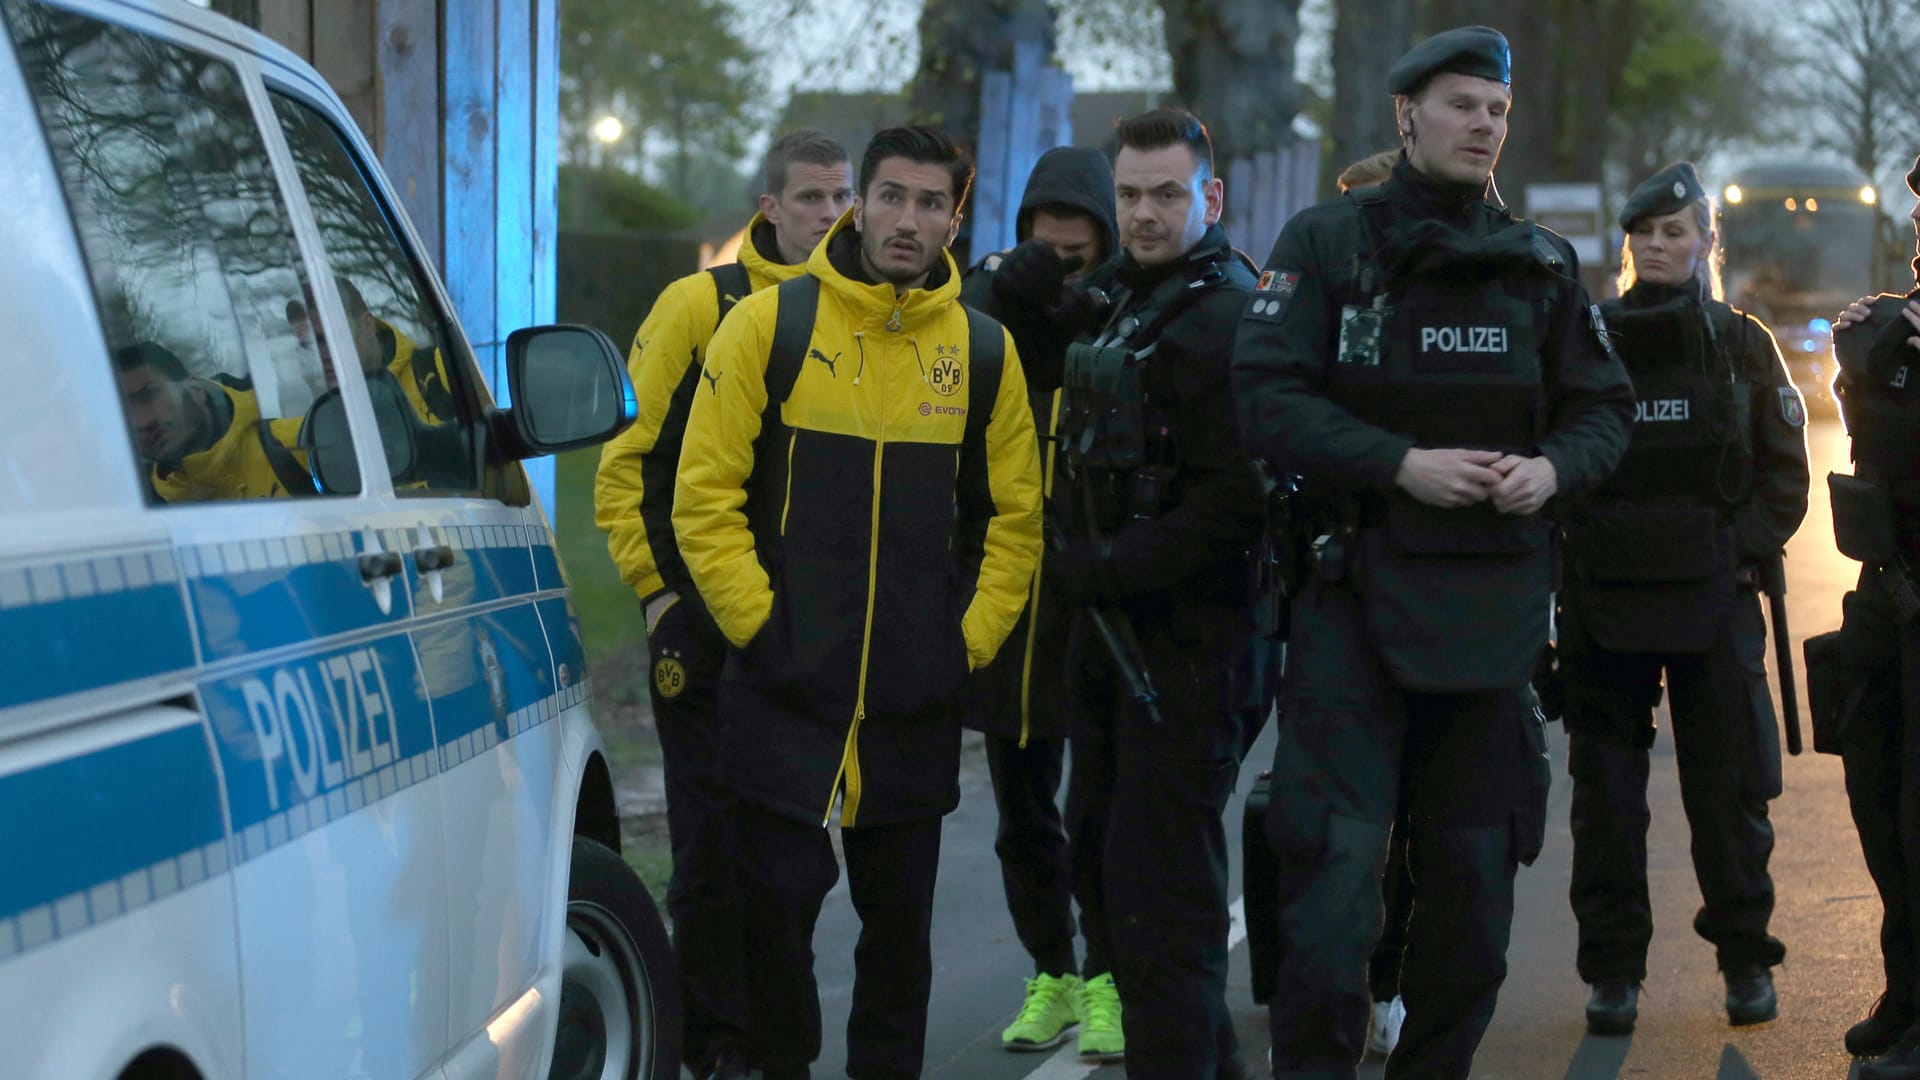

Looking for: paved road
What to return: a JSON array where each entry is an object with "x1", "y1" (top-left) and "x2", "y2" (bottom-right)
[{"x1": 796, "y1": 416, "x2": 1880, "y2": 1079}]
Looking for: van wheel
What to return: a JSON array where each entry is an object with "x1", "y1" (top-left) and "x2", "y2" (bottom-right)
[{"x1": 549, "y1": 838, "x2": 681, "y2": 1080}]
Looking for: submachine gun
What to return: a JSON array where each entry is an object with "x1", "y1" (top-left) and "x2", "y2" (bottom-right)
[{"x1": 1053, "y1": 295, "x2": 1171, "y2": 726}]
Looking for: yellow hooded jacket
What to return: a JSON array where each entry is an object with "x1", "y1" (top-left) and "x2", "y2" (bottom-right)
[
  {"x1": 594, "y1": 214, "x2": 808, "y2": 604},
  {"x1": 150, "y1": 381, "x2": 308, "y2": 503},
  {"x1": 673, "y1": 211, "x2": 1043, "y2": 827}
]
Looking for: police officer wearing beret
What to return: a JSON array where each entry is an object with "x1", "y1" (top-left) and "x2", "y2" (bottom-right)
[
  {"x1": 1561, "y1": 162, "x2": 1807, "y2": 1037},
  {"x1": 1826, "y1": 156, "x2": 1920, "y2": 1077},
  {"x1": 1232, "y1": 26, "x2": 1635, "y2": 1078}
]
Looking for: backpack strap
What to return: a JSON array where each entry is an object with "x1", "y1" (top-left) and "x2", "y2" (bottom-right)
[
  {"x1": 411, "y1": 348, "x2": 459, "y2": 422},
  {"x1": 764, "y1": 274, "x2": 821, "y2": 410},
  {"x1": 708, "y1": 262, "x2": 753, "y2": 328},
  {"x1": 257, "y1": 420, "x2": 318, "y2": 497},
  {"x1": 962, "y1": 306, "x2": 1006, "y2": 451}
]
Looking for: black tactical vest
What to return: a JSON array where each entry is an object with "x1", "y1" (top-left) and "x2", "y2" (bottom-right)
[
  {"x1": 1597, "y1": 291, "x2": 1749, "y2": 503},
  {"x1": 1333, "y1": 191, "x2": 1560, "y2": 692},
  {"x1": 1060, "y1": 249, "x2": 1253, "y2": 529},
  {"x1": 1839, "y1": 294, "x2": 1920, "y2": 489},
  {"x1": 1567, "y1": 291, "x2": 1747, "y2": 653},
  {"x1": 1837, "y1": 291, "x2": 1920, "y2": 550}
]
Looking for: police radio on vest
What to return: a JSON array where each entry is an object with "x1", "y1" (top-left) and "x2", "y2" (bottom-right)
[
  {"x1": 1420, "y1": 325, "x2": 1509, "y2": 354},
  {"x1": 1635, "y1": 398, "x2": 1693, "y2": 422}
]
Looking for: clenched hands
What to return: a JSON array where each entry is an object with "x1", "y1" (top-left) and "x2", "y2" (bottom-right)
[{"x1": 1396, "y1": 447, "x2": 1556, "y2": 514}]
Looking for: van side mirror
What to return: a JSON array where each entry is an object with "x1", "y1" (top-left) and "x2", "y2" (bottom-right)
[
  {"x1": 303, "y1": 381, "x2": 417, "y2": 494},
  {"x1": 500, "y1": 324, "x2": 635, "y2": 459}
]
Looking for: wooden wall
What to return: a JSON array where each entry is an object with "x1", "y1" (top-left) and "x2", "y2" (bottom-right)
[{"x1": 252, "y1": 0, "x2": 562, "y2": 513}]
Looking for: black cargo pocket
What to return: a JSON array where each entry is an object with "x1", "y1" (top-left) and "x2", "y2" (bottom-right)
[
  {"x1": 1575, "y1": 503, "x2": 1718, "y2": 583},
  {"x1": 1360, "y1": 525, "x2": 1551, "y2": 692},
  {"x1": 1804, "y1": 629, "x2": 1843, "y2": 756},
  {"x1": 1513, "y1": 698, "x2": 1551, "y2": 866}
]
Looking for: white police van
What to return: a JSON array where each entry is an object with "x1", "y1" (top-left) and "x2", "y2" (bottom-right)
[{"x1": 0, "y1": 1, "x2": 680, "y2": 1078}]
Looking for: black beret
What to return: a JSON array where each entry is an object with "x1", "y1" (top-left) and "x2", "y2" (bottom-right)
[
  {"x1": 1618, "y1": 161, "x2": 1708, "y2": 231},
  {"x1": 1907, "y1": 154, "x2": 1919, "y2": 197},
  {"x1": 1387, "y1": 26, "x2": 1511, "y2": 96}
]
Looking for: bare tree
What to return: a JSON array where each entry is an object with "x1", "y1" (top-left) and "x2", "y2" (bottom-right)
[
  {"x1": 907, "y1": 0, "x2": 1058, "y2": 147},
  {"x1": 1795, "y1": 0, "x2": 1920, "y2": 184},
  {"x1": 1417, "y1": 0, "x2": 1641, "y2": 193},
  {"x1": 1607, "y1": 1, "x2": 1793, "y2": 188},
  {"x1": 1330, "y1": 0, "x2": 1412, "y2": 179},
  {"x1": 1156, "y1": 0, "x2": 1301, "y2": 164}
]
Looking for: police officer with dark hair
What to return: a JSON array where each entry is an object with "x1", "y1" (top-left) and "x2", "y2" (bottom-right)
[
  {"x1": 1562, "y1": 162, "x2": 1807, "y2": 1036},
  {"x1": 1825, "y1": 155, "x2": 1920, "y2": 1078},
  {"x1": 1047, "y1": 107, "x2": 1264, "y2": 1075},
  {"x1": 1233, "y1": 26, "x2": 1635, "y2": 1078},
  {"x1": 958, "y1": 145, "x2": 1121, "y2": 1056}
]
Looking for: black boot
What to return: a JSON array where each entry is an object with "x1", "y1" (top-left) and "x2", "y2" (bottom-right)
[
  {"x1": 1863, "y1": 1023, "x2": 1920, "y2": 1080},
  {"x1": 1725, "y1": 968, "x2": 1777, "y2": 1026},
  {"x1": 1585, "y1": 979, "x2": 1640, "y2": 1035},
  {"x1": 1851, "y1": 994, "x2": 1916, "y2": 1057}
]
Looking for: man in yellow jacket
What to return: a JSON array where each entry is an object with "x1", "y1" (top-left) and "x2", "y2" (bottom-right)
[
  {"x1": 593, "y1": 129, "x2": 853, "y2": 1080},
  {"x1": 673, "y1": 125, "x2": 1043, "y2": 1079},
  {"x1": 114, "y1": 341, "x2": 311, "y2": 503}
]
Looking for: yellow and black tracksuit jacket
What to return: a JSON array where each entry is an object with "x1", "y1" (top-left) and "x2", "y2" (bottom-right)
[
  {"x1": 595, "y1": 214, "x2": 806, "y2": 604},
  {"x1": 674, "y1": 214, "x2": 1044, "y2": 827},
  {"x1": 151, "y1": 381, "x2": 308, "y2": 503},
  {"x1": 381, "y1": 321, "x2": 456, "y2": 426}
]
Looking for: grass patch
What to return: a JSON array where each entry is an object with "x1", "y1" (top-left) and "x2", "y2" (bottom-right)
[
  {"x1": 552, "y1": 446, "x2": 646, "y2": 666},
  {"x1": 623, "y1": 837, "x2": 673, "y2": 905},
  {"x1": 556, "y1": 446, "x2": 671, "y2": 909}
]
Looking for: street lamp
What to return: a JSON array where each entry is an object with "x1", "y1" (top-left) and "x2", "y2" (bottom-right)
[{"x1": 592, "y1": 115, "x2": 623, "y2": 145}]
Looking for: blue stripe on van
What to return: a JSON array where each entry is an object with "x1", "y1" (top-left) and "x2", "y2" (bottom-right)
[
  {"x1": 0, "y1": 576, "x2": 195, "y2": 711},
  {"x1": 537, "y1": 597, "x2": 584, "y2": 691},
  {"x1": 419, "y1": 604, "x2": 553, "y2": 754},
  {"x1": 198, "y1": 634, "x2": 438, "y2": 840},
  {"x1": 190, "y1": 558, "x2": 410, "y2": 662},
  {"x1": 0, "y1": 723, "x2": 225, "y2": 928},
  {"x1": 531, "y1": 542, "x2": 564, "y2": 593},
  {"x1": 464, "y1": 542, "x2": 538, "y2": 606}
]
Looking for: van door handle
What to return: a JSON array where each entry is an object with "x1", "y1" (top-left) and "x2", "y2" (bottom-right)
[
  {"x1": 358, "y1": 551, "x2": 404, "y2": 581},
  {"x1": 414, "y1": 545, "x2": 457, "y2": 573}
]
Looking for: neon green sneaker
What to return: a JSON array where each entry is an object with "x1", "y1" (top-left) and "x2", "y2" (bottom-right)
[
  {"x1": 1077, "y1": 972, "x2": 1125, "y2": 1060},
  {"x1": 1001, "y1": 972, "x2": 1081, "y2": 1051}
]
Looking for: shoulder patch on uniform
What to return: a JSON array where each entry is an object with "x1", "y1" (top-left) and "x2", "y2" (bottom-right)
[
  {"x1": 1247, "y1": 270, "x2": 1300, "y2": 323},
  {"x1": 1531, "y1": 230, "x2": 1567, "y2": 273},
  {"x1": 1777, "y1": 385, "x2": 1806, "y2": 428},
  {"x1": 1589, "y1": 304, "x2": 1619, "y2": 361},
  {"x1": 1256, "y1": 269, "x2": 1299, "y2": 295}
]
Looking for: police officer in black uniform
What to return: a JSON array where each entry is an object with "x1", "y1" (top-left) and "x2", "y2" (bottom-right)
[
  {"x1": 1232, "y1": 27, "x2": 1636, "y2": 1078},
  {"x1": 1826, "y1": 156, "x2": 1920, "y2": 1078},
  {"x1": 1562, "y1": 162, "x2": 1807, "y2": 1036},
  {"x1": 1046, "y1": 107, "x2": 1264, "y2": 1077}
]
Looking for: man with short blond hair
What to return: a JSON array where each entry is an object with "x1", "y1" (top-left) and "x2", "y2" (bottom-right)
[{"x1": 592, "y1": 128, "x2": 853, "y2": 1080}]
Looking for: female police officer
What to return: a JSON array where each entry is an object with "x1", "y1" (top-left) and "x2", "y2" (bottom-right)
[{"x1": 1560, "y1": 162, "x2": 1809, "y2": 1035}]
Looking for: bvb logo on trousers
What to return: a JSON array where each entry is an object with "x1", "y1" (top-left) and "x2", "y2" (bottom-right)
[{"x1": 654, "y1": 655, "x2": 688, "y2": 699}]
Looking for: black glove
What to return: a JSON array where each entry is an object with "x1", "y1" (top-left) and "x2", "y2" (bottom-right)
[
  {"x1": 1045, "y1": 539, "x2": 1114, "y2": 604},
  {"x1": 991, "y1": 239, "x2": 1082, "y2": 308}
]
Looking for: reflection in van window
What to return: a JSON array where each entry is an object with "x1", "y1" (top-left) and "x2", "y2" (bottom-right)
[
  {"x1": 114, "y1": 341, "x2": 313, "y2": 502},
  {"x1": 273, "y1": 93, "x2": 484, "y2": 496},
  {"x1": 2, "y1": 0, "x2": 349, "y2": 501}
]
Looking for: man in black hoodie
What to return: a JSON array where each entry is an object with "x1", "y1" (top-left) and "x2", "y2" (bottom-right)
[
  {"x1": 958, "y1": 146, "x2": 1121, "y2": 1057},
  {"x1": 1043, "y1": 108, "x2": 1264, "y2": 1078},
  {"x1": 1232, "y1": 27, "x2": 1635, "y2": 1079}
]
